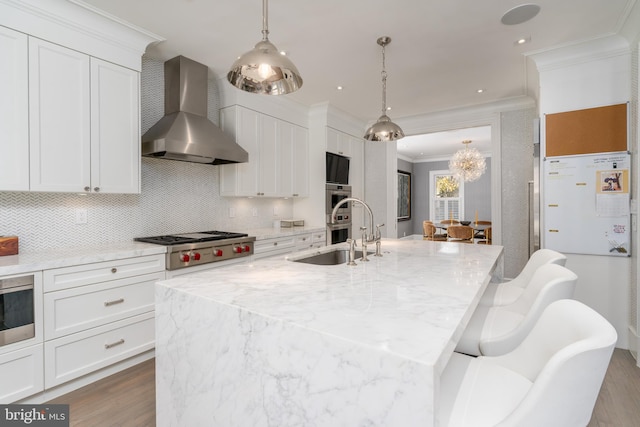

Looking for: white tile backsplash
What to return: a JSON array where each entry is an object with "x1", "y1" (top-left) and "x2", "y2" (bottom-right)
[{"x1": 0, "y1": 56, "x2": 293, "y2": 252}]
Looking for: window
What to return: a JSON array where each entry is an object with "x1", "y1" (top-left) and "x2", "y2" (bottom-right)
[
  {"x1": 397, "y1": 170, "x2": 411, "y2": 221},
  {"x1": 429, "y1": 170, "x2": 464, "y2": 221}
]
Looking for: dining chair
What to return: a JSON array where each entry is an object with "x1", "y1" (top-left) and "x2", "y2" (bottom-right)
[
  {"x1": 473, "y1": 220, "x2": 492, "y2": 238},
  {"x1": 480, "y1": 248, "x2": 567, "y2": 306},
  {"x1": 423, "y1": 221, "x2": 447, "y2": 241},
  {"x1": 447, "y1": 225, "x2": 474, "y2": 243},
  {"x1": 455, "y1": 264, "x2": 577, "y2": 357},
  {"x1": 476, "y1": 226, "x2": 492, "y2": 244},
  {"x1": 439, "y1": 299, "x2": 616, "y2": 427}
]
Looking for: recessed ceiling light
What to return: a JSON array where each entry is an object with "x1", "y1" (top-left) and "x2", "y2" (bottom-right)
[
  {"x1": 501, "y1": 4, "x2": 541, "y2": 25},
  {"x1": 477, "y1": 89, "x2": 485, "y2": 94},
  {"x1": 515, "y1": 36, "x2": 531, "y2": 46},
  {"x1": 337, "y1": 85, "x2": 343, "y2": 90}
]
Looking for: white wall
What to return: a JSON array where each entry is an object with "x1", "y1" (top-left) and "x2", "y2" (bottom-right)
[{"x1": 531, "y1": 35, "x2": 632, "y2": 348}]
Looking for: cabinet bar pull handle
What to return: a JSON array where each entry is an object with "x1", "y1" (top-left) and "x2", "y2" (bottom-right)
[
  {"x1": 104, "y1": 298, "x2": 125, "y2": 307},
  {"x1": 105, "y1": 339, "x2": 125, "y2": 349}
]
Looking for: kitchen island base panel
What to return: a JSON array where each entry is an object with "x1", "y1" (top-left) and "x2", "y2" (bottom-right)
[{"x1": 155, "y1": 286, "x2": 435, "y2": 426}]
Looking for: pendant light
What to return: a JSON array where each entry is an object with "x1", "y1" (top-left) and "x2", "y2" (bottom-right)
[
  {"x1": 364, "y1": 36, "x2": 404, "y2": 142},
  {"x1": 227, "y1": 0, "x2": 303, "y2": 95}
]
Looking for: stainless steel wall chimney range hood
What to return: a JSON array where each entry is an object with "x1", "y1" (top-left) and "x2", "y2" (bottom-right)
[{"x1": 141, "y1": 56, "x2": 248, "y2": 165}]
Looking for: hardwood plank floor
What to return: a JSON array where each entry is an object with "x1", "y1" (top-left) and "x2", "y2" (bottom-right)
[{"x1": 49, "y1": 349, "x2": 639, "y2": 426}]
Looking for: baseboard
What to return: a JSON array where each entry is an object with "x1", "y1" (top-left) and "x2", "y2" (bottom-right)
[
  {"x1": 17, "y1": 350, "x2": 155, "y2": 404},
  {"x1": 628, "y1": 325, "x2": 639, "y2": 365}
]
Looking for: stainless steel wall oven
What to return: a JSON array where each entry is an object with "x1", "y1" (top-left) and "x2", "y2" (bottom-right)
[
  {"x1": 326, "y1": 183, "x2": 352, "y2": 245},
  {"x1": 0, "y1": 274, "x2": 35, "y2": 347}
]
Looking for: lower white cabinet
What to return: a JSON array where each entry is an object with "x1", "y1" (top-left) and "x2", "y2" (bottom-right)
[
  {"x1": 44, "y1": 313, "x2": 154, "y2": 388},
  {"x1": 41, "y1": 254, "x2": 164, "y2": 391},
  {"x1": 255, "y1": 230, "x2": 327, "y2": 260},
  {"x1": 253, "y1": 235, "x2": 297, "y2": 260},
  {"x1": 0, "y1": 344, "x2": 44, "y2": 403}
]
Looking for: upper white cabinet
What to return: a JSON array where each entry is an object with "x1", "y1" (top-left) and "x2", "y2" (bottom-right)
[
  {"x1": 29, "y1": 37, "x2": 91, "y2": 192},
  {"x1": 0, "y1": 26, "x2": 29, "y2": 191},
  {"x1": 326, "y1": 127, "x2": 353, "y2": 157},
  {"x1": 0, "y1": 0, "x2": 159, "y2": 194},
  {"x1": 220, "y1": 106, "x2": 309, "y2": 198},
  {"x1": 28, "y1": 38, "x2": 140, "y2": 193}
]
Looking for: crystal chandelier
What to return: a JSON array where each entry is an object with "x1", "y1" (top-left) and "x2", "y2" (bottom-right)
[{"x1": 449, "y1": 140, "x2": 486, "y2": 182}]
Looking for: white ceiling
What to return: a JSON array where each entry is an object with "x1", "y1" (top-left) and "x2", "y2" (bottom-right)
[{"x1": 82, "y1": 0, "x2": 635, "y2": 159}]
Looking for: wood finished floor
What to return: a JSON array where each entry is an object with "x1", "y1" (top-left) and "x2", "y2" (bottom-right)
[{"x1": 49, "y1": 349, "x2": 639, "y2": 427}]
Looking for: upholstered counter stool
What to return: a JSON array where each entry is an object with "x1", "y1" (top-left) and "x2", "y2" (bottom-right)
[
  {"x1": 480, "y1": 248, "x2": 566, "y2": 307},
  {"x1": 439, "y1": 299, "x2": 616, "y2": 427},
  {"x1": 455, "y1": 264, "x2": 577, "y2": 357}
]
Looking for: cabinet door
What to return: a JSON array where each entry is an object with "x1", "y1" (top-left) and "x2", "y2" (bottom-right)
[
  {"x1": 278, "y1": 121, "x2": 295, "y2": 197},
  {"x1": 292, "y1": 125, "x2": 309, "y2": 197},
  {"x1": 259, "y1": 114, "x2": 278, "y2": 197},
  {"x1": 0, "y1": 26, "x2": 29, "y2": 191},
  {"x1": 350, "y1": 136, "x2": 364, "y2": 200},
  {"x1": 29, "y1": 37, "x2": 91, "y2": 192},
  {"x1": 326, "y1": 127, "x2": 352, "y2": 157},
  {"x1": 90, "y1": 58, "x2": 140, "y2": 194},
  {"x1": 220, "y1": 106, "x2": 260, "y2": 196}
]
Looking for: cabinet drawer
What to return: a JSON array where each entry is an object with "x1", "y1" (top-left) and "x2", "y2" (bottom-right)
[
  {"x1": 254, "y1": 236, "x2": 296, "y2": 259},
  {"x1": 0, "y1": 344, "x2": 44, "y2": 403},
  {"x1": 44, "y1": 313, "x2": 154, "y2": 388},
  {"x1": 44, "y1": 254, "x2": 165, "y2": 292},
  {"x1": 311, "y1": 231, "x2": 326, "y2": 244},
  {"x1": 44, "y1": 272, "x2": 161, "y2": 339}
]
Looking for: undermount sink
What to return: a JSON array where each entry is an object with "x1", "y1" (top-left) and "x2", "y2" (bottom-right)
[{"x1": 292, "y1": 249, "x2": 368, "y2": 265}]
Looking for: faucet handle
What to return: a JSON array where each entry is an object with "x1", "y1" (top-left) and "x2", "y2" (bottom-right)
[
  {"x1": 346, "y1": 238, "x2": 357, "y2": 247},
  {"x1": 375, "y1": 223, "x2": 385, "y2": 238}
]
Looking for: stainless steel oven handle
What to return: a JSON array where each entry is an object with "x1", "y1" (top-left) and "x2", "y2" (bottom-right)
[{"x1": 0, "y1": 283, "x2": 33, "y2": 295}]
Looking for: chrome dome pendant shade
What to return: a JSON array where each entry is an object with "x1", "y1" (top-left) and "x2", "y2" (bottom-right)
[
  {"x1": 364, "y1": 36, "x2": 404, "y2": 142},
  {"x1": 227, "y1": 0, "x2": 302, "y2": 95}
]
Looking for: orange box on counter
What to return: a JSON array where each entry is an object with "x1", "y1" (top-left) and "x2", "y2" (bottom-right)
[{"x1": 0, "y1": 236, "x2": 18, "y2": 256}]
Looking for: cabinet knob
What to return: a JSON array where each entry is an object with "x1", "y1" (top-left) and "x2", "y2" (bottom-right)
[
  {"x1": 111, "y1": 267, "x2": 117, "y2": 273},
  {"x1": 84, "y1": 186, "x2": 91, "y2": 192},
  {"x1": 94, "y1": 187, "x2": 100, "y2": 192}
]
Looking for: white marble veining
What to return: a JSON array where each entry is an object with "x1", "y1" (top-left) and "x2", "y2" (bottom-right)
[
  {"x1": 0, "y1": 242, "x2": 166, "y2": 276},
  {"x1": 156, "y1": 239, "x2": 503, "y2": 426}
]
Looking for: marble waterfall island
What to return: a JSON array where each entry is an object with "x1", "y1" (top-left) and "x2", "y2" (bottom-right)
[{"x1": 155, "y1": 239, "x2": 503, "y2": 426}]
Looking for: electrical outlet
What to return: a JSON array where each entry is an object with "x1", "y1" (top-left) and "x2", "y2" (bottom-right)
[
  {"x1": 273, "y1": 206, "x2": 278, "y2": 216},
  {"x1": 75, "y1": 208, "x2": 88, "y2": 224},
  {"x1": 229, "y1": 207, "x2": 236, "y2": 218},
  {"x1": 252, "y1": 208, "x2": 258, "y2": 217}
]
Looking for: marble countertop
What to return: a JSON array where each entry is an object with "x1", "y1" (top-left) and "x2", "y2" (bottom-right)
[
  {"x1": 0, "y1": 242, "x2": 166, "y2": 276},
  {"x1": 157, "y1": 238, "x2": 503, "y2": 370}
]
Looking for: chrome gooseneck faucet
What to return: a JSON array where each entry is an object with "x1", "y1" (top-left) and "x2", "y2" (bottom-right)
[{"x1": 331, "y1": 197, "x2": 375, "y2": 243}]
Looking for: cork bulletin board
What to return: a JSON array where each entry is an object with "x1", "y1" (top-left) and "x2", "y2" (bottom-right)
[
  {"x1": 545, "y1": 103, "x2": 628, "y2": 157},
  {"x1": 542, "y1": 103, "x2": 630, "y2": 256}
]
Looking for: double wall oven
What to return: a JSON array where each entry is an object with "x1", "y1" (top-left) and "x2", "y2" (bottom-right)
[{"x1": 326, "y1": 183, "x2": 352, "y2": 245}]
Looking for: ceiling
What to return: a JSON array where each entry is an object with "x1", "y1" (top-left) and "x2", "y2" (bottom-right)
[{"x1": 83, "y1": 0, "x2": 635, "y2": 159}]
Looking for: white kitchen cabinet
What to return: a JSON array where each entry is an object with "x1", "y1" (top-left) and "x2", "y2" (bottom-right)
[
  {"x1": 90, "y1": 58, "x2": 140, "y2": 194},
  {"x1": 44, "y1": 313, "x2": 154, "y2": 388},
  {"x1": 292, "y1": 125, "x2": 310, "y2": 197},
  {"x1": 253, "y1": 235, "x2": 297, "y2": 260},
  {"x1": 28, "y1": 37, "x2": 140, "y2": 194},
  {"x1": 42, "y1": 254, "x2": 163, "y2": 388},
  {"x1": 0, "y1": 25, "x2": 29, "y2": 191},
  {"x1": 0, "y1": 344, "x2": 44, "y2": 403},
  {"x1": 29, "y1": 37, "x2": 91, "y2": 192},
  {"x1": 220, "y1": 105, "x2": 309, "y2": 198},
  {"x1": 279, "y1": 121, "x2": 309, "y2": 198},
  {"x1": 326, "y1": 127, "x2": 352, "y2": 157}
]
